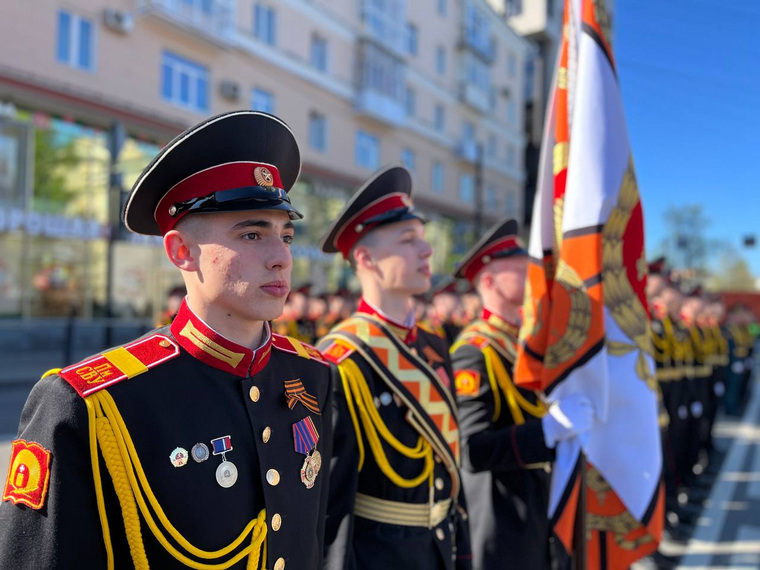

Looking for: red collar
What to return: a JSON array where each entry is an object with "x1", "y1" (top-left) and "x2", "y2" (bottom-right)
[
  {"x1": 357, "y1": 298, "x2": 417, "y2": 345},
  {"x1": 482, "y1": 308, "x2": 520, "y2": 338},
  {"x1": 170, "y1": 300, "x2": 273, "y2": 377}
]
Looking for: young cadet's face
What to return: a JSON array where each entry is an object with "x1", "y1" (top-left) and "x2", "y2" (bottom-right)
[
  {"x1": 490, "y1": 255, "x2": 528, "y2": 306},
  {"x1": 191, "y1": 209, "x2": 294, "y2": 323},
  {"x1": 368, "y1": 219, "x2": 432, "y2": 295}
]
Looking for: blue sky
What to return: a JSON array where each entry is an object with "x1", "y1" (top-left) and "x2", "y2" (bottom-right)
[{"x1": 614, "y1": 0, "x2": 760, "y2": 275}]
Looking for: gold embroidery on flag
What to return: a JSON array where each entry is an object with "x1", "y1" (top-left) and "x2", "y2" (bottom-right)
[{"x1": 545, "y1": 261, "x2": 591, "y2": 369}]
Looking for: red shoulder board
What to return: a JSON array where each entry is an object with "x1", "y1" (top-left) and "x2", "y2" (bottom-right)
[
  {"x1": 272, "y1": 334, "x2": 330, "y2": 366},
  {"x1": 58, "y1": 334, "x2": 180, "y2": 397},
  {"x1": 320, "y1": 338, "x2": 357, "y2": 365}
]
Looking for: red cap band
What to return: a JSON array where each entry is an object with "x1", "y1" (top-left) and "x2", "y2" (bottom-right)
[
  {"x1": 460, "y1": 236, "x2": 524, "y2": 282},
  {"x1": 154, "y1": 162, "x2": 284, "y2": 234},
  {"x1": 334, "y1": 193, "x2": 413, "y2": 258}
]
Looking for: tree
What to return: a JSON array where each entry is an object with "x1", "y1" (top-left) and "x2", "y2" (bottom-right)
[{"x1": 706, "y1": 249, "x2": 756, "y2": 292}]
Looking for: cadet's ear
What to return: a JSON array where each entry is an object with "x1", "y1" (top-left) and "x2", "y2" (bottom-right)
[
  {"x1": 353, "y1": 245, "x2": 375, "y2": 270},
  {"x1": 164, "y1": 229, "x2": 199, "y2": 272}
]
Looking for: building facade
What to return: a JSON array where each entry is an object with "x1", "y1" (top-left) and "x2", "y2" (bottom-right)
[{"x1": 0, "y1": 0, "x2": 531, "y2": 320}]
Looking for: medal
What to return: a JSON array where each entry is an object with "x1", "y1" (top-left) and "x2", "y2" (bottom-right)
[
  {"x1": 300, "y1": 449, "x2": 322, "y2": 489},
  {"x1": 191, "y1": 443, "x2": 209, "y2": 463},
  {"x1": 169, "y1": 447, "x2": 189, "y2": 467},
  {"x1": 210, "y1": 435, "x2": 236, "y2": 488},
  {"x1": 292, "y1": 417, "x2": 320, "y2": 488},
  {"x1": 216, "y1": 461, "x2": 238, "y2": 488}
]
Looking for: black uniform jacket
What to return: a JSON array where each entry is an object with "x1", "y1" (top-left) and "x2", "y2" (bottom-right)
[
  {"x1": 318, "y1": 300, "x2": 471, "y2": 570},
  {"x1": 450, "y1": 309, "x2": 553, "y2": 570},
  {"x1": 0, "y1": 300, "x2": 335, "y2": 569}
]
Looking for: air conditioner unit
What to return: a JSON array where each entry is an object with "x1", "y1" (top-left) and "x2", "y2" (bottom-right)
[
  {"x1": 220, "y1": 80, "x2": 241, "y2": 101},
  {"x1": 104, "y1": 8, "x2": 134, "y2": 34}
]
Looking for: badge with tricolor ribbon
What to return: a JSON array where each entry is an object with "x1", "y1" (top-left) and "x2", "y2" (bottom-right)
[
  {"x1": 210, "y1": 435, "x2": 237, "y2": 488},
  {"x1": 284, "y1": 378, "x2": 321, "y2": 415},
  {"x1": 292, "y1": 417, "x2": 321, "y2": 489}
]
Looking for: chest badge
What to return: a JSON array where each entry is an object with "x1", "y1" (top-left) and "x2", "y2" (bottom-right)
[
  {"x1": 284, "y1": 378, "x2": 321, "y2": 415},
  {"x1": 292, "y1": 417, "x2": 321, "y2": 489},
  {"x1": 210, "y1": 435, "x2": 238, "y2": 488},
  {"x1": 169, "y1": 447, "x2": 189, "y2": 467}
]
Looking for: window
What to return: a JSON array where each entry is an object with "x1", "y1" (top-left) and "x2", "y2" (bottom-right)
[
  {"x1": 486, "y1": 134, "x2": 497, "y2": 158},
  {"x1": 464, "y1": 3, "x2": 492, "y2": 58},
  {"x1": 459, "y1": 173, "x2": 474, "y2": 203},
  {"x1": 507, "y1": 53, "x2": 517, "y2": 78},
  {"x1": 505, "y1": 190, "x2": 516, "y2": 216},
  {"x1": 309, "y1": 112, "x2": 328, "y2": 152},
  {"x1": 432, "y1": 162, "x2": 444, "y2": 194},
  {"x1": 462, "y1": 121, "x2": 475, "y2": 143},
  {"x1": 254, "y1": 4, "x2": 277, "y2": 45},
  {"x1": 505, "y1": 144, "x2": 515, "y2": 167},
  {"x1": 161, "y1": 51, "x2": 209, "y2": 112},
  {"x1": 506, "y1": 96, "x2": 516, "y2": 123},
  {"x1": 486, "y1": 185, "x2": 498, "y2": 210},
  {"x1": 402, "y1": 148, "x2": 415, "y2": 172},
  {"x1": 406, "y1": 23, "x2": 418, "y2": 55},
  {"x1": 356, "y1": 130, "x2": 380, "y2": 169},
  {"x1": 505, "y1": 0, "x2": 523, "y2": 17},
  {"x1": 436, "y1": 46, "x2": 446, "y2": 75},
  {"x1": 252, "y1": 88, "x2": 276, "y2": 113},
  {"x1": 434, "y1": 104, "x2": 445, "y2": 132},
  {"x1": 310, "y1": 34, "x2": 328, "y2": 72},
  {"x1": 547, "y1": 0, "x2": 555, "y2": 18},
  {"x1": 361, "y1": 43, "x2": 405, "y2": 102},
  {"x1": 464, "y1": 52, "x2": 491, "y2": 94},
  {"x1": 363, "y1": 0, "x2": 406, "y2": 52},
  {"x1": 437, "y1": 0, "x2": 447, "y2": 16},
  {"x1": 56, "y1": 10, "x2": 95, "y2": 71},
  {"x1": 405, "y1": 87, "x2": 416, "y2": 117}
]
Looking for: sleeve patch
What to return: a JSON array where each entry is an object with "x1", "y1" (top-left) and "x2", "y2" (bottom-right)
[
  {"x1": 59, "y1": 334, "x2": 180, "y2": 397},
  {"x1": 321, "y1": 339, "x2": 356, "y2": 364},
  {"x1": 3, "y1": 440, "x2": 52, "y2": 510},
  {"x1": 454, "y1": 369, "x2": 481, "y2": 397},
  {"x1": 272, "y1": 335, "x2": 330, "y2": 366}
]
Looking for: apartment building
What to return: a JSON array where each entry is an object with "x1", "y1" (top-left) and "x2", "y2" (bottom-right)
[{"x1": 0, "y1": 0, "x2": 531, "y2": 319}]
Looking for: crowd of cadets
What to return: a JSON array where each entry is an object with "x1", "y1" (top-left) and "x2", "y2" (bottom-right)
[
  {"x1": 647, "y1": 262, "x2": 757, "y2": 544},
  {"x1": 272, "y1": 286, "x2": 479, "y2": 348}
]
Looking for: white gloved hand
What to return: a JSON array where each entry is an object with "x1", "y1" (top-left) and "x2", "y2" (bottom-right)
[{"x1": 541, "y1": 394, "x2": 594, "y2": 449}]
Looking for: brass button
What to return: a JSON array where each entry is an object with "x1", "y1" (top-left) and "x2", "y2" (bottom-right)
[
  {"x1": 274, "y1": 557, "x2": 285, "y2": 570},
  {"x1": 262, "y1": 426, "x2": 272, "y2": 443},
  {"x1": 159, "y1": 339, "x2": 171, "y2": 348},
  {"x1": 271, "y1": 513, "x2": 282, "y2": 531},
  {"x1": 266, "y1": 469, "x2": 280, "y2": 486},
  {"x1": 436, "y1": 528, "x2": 445, "y2": 541},
  {"x1": 249, "y1": 386, "x2": 260, "y2": 402},
  {"x1": 434, "y1": 477, "x2": 444, "y2": 491}
]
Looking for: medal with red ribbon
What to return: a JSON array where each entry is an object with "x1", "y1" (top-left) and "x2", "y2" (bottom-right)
[{"x1": 292, "y1": 417, "x2": 321, "y2": 489}]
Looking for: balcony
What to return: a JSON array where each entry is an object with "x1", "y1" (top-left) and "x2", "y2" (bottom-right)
[
  {"x1": 459, "y1": 81, "x2": 490, "y2": 114},
  {"x1": 458, "y1": 31, "x2": 496, "y2": 64},
  {"x1": 355, "y1": 42, "x2": 407, "y2": 126},
  {"x1": 359, "y1": 0, "x2": 408, "y2": 58},
  {"x1": 139, "y1": 0, "x2": 236, "y2": 47}
]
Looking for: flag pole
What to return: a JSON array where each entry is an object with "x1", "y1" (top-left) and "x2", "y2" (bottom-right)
[{"x1": 572, "y1": 452, "x2": 587, "y2": 570}]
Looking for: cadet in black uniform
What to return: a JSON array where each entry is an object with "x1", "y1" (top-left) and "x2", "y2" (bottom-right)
[
  {"x1": 316, "y1": 165, "x2": 471, "y2": 570},
  {"x1": 448, "y1": 219, "x2": 594, "y2": 570},
  {"x1": 0, "y1": 111, "x2": 334, "y2": 570}
]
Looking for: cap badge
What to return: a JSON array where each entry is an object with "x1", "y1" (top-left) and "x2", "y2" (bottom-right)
[{"x1": 254, "y1": 166, "x2": 274, "y2": 188}]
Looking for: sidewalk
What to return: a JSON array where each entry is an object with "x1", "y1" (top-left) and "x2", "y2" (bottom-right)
[{"x1": 673, "y1": 380, "x2": 760, "y2": 568}]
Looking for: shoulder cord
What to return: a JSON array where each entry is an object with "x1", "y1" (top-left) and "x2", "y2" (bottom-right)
[
  {"x1": 84, "y1": 390, "x2": 267, "y2": 570},
  {"x1": 337, "y1": 358, "x2": 434, "y2": 488},
  {"x1": 482, "y1": 345, "x2": 547, "y2": 424}
]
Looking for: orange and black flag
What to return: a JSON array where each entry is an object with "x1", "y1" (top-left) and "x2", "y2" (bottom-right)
[{"x1": 514, "y1": 1, "x2": 664, "y2": 568}]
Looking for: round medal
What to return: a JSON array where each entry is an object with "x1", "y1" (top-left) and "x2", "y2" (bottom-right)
[
  {"x1": 169, "y1": 447, "x2": 189, "y2": 468},
  {"x1": 216, "y1": 461, "x2": 238, "y2": 488},
  {"x1": 300, "y1": 450, "x2": 322, "y2": 489},
  {"x1": 191, "y1": 443, "x2": 209, "y2": 463}
]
